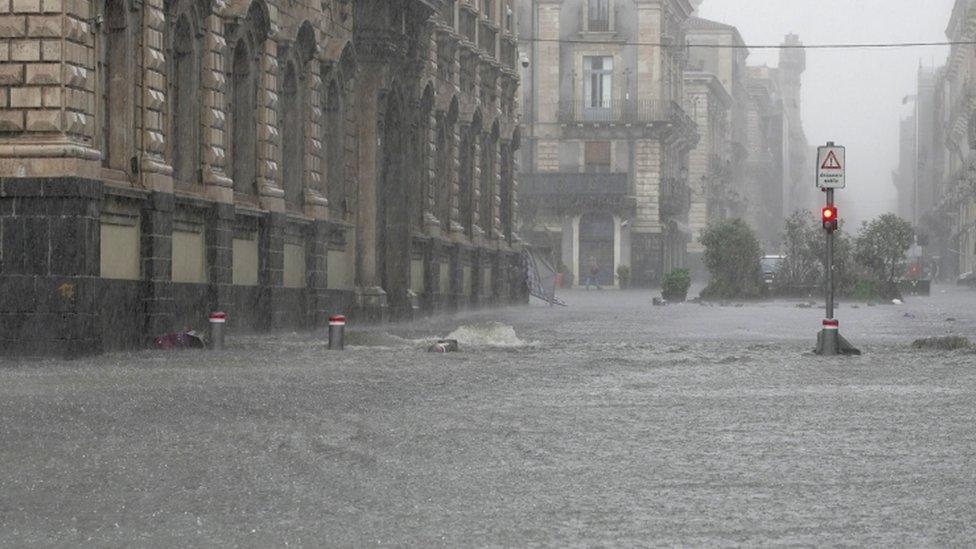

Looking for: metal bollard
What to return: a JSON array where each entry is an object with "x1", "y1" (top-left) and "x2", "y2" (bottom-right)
[
  {"x1": 209, "y1": 311, "x2": 227, "y2": 350},
  {"x1": 328, "y1": 315, "x2": 346, "y2": 350}
]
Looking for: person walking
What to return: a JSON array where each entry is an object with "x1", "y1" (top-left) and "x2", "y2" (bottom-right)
[{"x1": 585, "y1": 256, "x2": 601, "y2": 290}]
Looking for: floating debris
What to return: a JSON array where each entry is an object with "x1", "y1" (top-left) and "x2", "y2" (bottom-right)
[{"x1": 911, "y1": 336, "x2": 972, "y2": 351}]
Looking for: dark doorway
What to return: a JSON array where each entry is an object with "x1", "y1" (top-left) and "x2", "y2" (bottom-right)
[{"x1": 579, "y1": 213, "x2": 615, "y2": 287}]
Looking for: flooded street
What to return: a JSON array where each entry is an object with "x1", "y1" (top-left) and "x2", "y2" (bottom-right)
[{"x1": 2, "y1": 288, "x2": 976, "y2": 546}]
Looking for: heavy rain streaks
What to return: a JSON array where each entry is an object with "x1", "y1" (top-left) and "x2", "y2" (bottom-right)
[{"x1": 2, "y1": 289, "x2": 976, "y2": 545}]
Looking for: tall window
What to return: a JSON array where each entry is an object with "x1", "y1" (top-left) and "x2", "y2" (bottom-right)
[
  {"x1": 230, "y1": 41, "x2": 257, "y2": 196},
  {"x1": 324, "y1": 78, "x2": 345, "y2": 217},
  {"x1": 588, "y1": 0, "x2": 610, "y2": 31},
  {"x1": 583, "y1": 56, "x2": 613, "y2": 110},
  {"x1": 169, "y1": 14, "x2": 200, "y2": 186},
  {"x1": 99, "y1": 0, "x2": 133, "y2": 172},
  {"x1": 281, "y1": 61, "x2": 303, "y2": 209},
  {"x1": 585, "y1": 141, "x2": 611, "y2": 173}
]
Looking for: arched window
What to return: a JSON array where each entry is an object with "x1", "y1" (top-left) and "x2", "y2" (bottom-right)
[
  {"x1": 229, "y1": 40, "x2": 257, "y2": 195},
  {"x1": 435, "y1": 98, "x2": 459, "y2": 229},
  {"x1": 280, "y1": 61, "x2": 303, "y2": 208},
  {"x1": 225, "y1": 1, "x2": 270, "y2": 198},
  {"x1": 166, "y1": 10, "x2": 201, "y2": 186},
  {"x1": 324, "y1": 77, "x2": 344, "y2": 216},
  {"x1": 98, "y1": 0, "x2": 134, "y2": 173}
]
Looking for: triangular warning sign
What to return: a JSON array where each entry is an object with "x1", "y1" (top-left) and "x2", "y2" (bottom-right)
[{"x1": 821, "y1": 150, "x2": 842, "y2": 170}]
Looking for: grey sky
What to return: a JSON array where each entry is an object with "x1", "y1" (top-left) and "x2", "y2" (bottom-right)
[{"x1": 697, "y1": 0, "x2": 955, "y2": 226}]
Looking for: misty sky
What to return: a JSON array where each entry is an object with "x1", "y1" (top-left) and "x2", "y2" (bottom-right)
[{"x1": 697, "y1": 0, "x2": 956, "y2": 226}]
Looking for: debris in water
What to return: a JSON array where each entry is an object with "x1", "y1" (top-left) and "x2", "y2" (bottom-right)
[
  {"x1": 445, "y1": 322, "x2": 525, "y2": 347},
  {"x1": 892, "y1": 299, "x2": 904, "y2": 305},
  {"x1": 911, "y1": 336, "x2": 972, "y2": 351},
  {"x1": 652, "y1": 298, "x2": 668, "y2": 306},
  {"x1": 154, "y1": 331, "x2": 206, "y2": 350},
  {"x1": 427, "y1": 340, "x2": 460, "y2": 353}
]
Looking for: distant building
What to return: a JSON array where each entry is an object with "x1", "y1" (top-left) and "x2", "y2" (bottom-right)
[
  {"x1": 517, "y1": 0, "x2": 698, "y2": 288},
  {"x1": 683, "y1": 19, "x2": 809, "y2": 255},
  {"x1": 931, "y1": 0, "x2": 976, "y2": 279},
  {"x1": 682, "y1": 16, "x2": 746, "y2": 272}
]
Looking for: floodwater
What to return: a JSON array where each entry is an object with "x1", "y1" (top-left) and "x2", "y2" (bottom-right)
[{"x1": 1, "y1": 287, "x2": 975, "y2": 546}]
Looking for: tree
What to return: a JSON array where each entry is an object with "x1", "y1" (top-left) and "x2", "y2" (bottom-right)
[
  {"x1": 699, "y1": 218, "x2": 764, "y2": 299},
  {"x1": 854, "y1": 213, "x2": 914, "y2": 299},
  {"x1": 778, "y1": 210, "x2": 821, "y2": 290}
]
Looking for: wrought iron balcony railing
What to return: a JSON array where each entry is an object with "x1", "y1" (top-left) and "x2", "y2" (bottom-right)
[
  {"x1": 520, "y1": 172, "x2": 628, "y2": 196},
  {"x1": 557, "y1": 99, "x2": 672, "y2": 124}
]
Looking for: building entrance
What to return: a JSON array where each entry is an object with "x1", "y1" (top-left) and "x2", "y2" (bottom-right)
[{"x1": 579, "y1": 213, "x2": 615, "y2": 286}]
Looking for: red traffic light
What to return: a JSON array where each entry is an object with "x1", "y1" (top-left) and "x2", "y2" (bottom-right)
[{"x1": 822, "y1": 206, "x2": 838, "y2": 231}]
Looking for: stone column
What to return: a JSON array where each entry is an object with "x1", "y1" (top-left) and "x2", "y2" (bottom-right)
[
  {"x1": 206, "y1": 202, "x2": 234, "y2": 315},
  {"x1": 138, "y1": 0, "x2": 171, "y2": 189},
  {"x1": 258, "y1": 211, "x2": 285, "y2": 328},
  {"x1": 201, "y1": 8, "x2": 233, "y2": 201},
  {"x1": 306, "y1": 219, "x2": 331, "y2": 326},
  {"x1": 257, "y1": 39, "x2": 284, "y2": 212},
  {"x1": 141, "y1": 191, "x2": 175, "y2": 341},
  {"x1": 632, "y1": 137, "x2": 663, "y2": 287},
  {"x1": 353, "y1": 63, "x2": 384, "y2": 290},
  {"x1": 304, "y1": 57, "x2": 328, "y2": 219},
  {"x1": 448, "y1": 115, "x2": 463, "y2": 234}
]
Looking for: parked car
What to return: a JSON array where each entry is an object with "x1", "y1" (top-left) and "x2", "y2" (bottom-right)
[{"x1": 761, "y1": 255, "x2": 785, "y2": 289}]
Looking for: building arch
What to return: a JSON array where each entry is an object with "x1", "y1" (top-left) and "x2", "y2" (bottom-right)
[
  {"x1": 164, "y1": 0, "x2": 206, "y2": 187},
  {"x1": 278, "y1": 21, "x2": 316, "y2": 210},
  {"x1": 96, "y1": 0, "x2": 139, "y2": 175},
  {"x1": 435, "y1": 95, "x2": 459, "y2": 228},
  {"x1": 224, "y1": 0, "x2": 270, "y2": 197}
]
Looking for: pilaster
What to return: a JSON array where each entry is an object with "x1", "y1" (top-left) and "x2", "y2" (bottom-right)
[
  {"x1": 201, "y1": 11, "x2": 233, "y2": 200},
  {"x1": 257, "y1": 39, "x2": 284, "y2": 212},
  {"x1": 139, "y1": 0, "x2": 171, "y2": 189}
]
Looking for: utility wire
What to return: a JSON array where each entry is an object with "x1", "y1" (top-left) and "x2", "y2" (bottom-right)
[{"x1": 517, "y1": 36, "x2": 974, "y2": 50}]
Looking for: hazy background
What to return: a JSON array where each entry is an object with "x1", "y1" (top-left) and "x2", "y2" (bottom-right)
[{"x1": 697, "y1": 0, "x2": 955, "y2": 227}]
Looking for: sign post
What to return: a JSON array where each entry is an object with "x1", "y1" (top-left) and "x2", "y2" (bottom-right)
[{"x1": 815, "y1": 142, "x2": 860, "y2": 356}]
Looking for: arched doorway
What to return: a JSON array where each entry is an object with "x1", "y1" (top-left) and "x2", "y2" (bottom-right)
[{"x1": 579, "y1": 213, "x2": 615, "y2": 287}]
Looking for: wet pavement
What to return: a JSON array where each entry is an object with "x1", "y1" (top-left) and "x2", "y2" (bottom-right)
[{"x1": 1, "y1": 287, "x2": 975, "y2": 546}]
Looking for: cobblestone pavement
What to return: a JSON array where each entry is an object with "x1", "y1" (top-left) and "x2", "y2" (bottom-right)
[{"x1": 1, "y1": 287, "x2": 975, "y2": 546}]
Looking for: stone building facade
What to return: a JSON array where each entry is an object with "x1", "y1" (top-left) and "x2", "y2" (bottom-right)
[
  {"x1": 682, "y1": 16, "x2": 744, "y2": 273},
  {"x1": 517, "y1": 0, "x2": 698, "y2": 289},
  {"x1": 929, "y1": 0, "x2": 976, "y2": 281},
  {"x1": 683, "y1": 18, "x2": 810, "y2": 265},
  {"x1": 0, "y1": 0, "x2": 525, "y2": 356}
]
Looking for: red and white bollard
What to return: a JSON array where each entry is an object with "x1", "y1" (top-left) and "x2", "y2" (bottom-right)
[
  {"x1": 209, "y1": 311, "x2": 227, "y2": 350},
  {"x1": 328, "y1": 315, "x2": 346, "y2": 350}
]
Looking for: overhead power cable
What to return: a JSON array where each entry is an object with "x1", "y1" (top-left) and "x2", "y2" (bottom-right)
[{"x1": 517, "y1": 37, "x2": 973, "y2": 50}]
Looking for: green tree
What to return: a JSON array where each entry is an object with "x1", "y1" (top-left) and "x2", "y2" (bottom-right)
[
  {"x1": 699, "y1": 218, "x2": 764, "y2": 299},
  {"x1": 778, "y1": 210, "x2": 821, "y2": 289},
  {"x1": 854, "y1": 213, "x2": 914, "y2": 298}
]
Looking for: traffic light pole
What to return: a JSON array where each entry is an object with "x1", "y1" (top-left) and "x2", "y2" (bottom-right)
[
  {"x1": 826, "y1": 188, "x2": 835, "y2": 322},
  {"x1": 821, "y1": 188, "x2": 838, "y2": 356}
]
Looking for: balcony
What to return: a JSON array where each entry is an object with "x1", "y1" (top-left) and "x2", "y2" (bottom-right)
[
  {"x1": 659, "y1": 177, "x2": 691, "y2": 218},
  {"x1": 520, "y1": 172, "x2": 634, "y2": 214},
  {"x1": 521, "y1": 172, "x2": 627, "y2": 195},
  {"x1": 558, "y1": 99, "x2": 672, "y2": 125}
]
